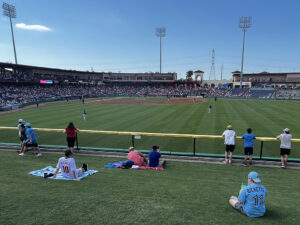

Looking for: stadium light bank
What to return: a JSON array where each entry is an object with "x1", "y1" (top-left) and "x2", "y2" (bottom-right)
[
  {"x1": 239, "y1": 16, "x2": 252, "y2": 88},
  {"x1": 2, "y1": 2, "x2": 18, "y2": 64},
  {"x1": 156, "y1": 27, "x2": 166, "y2": 74}
]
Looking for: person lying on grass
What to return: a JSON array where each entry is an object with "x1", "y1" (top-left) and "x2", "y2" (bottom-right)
[
  {"x1": 229, "y1": 171, "x2": 267, "y2": 217},
  {"x1": 53, "y1": 150, "x2": 88, "y2": 181},
  {"x1": 127, "y1": 146, "x2": 147, "y2": 166}
]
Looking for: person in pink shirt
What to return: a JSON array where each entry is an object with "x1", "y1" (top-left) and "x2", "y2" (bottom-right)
[{"x1": 127, "y1": 146, "x2": 147, "y2": 166}]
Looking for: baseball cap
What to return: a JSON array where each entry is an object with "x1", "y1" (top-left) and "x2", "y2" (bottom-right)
[
  {"x1": 248, "y1": 171, "x2": 261, "y2": 183},
  {"x1": 18, "y1": 119, "x2": 25, "y2": 123},
  {"x1": 283, "y1": 128, "x2": 290, "y2": 133},
  {"x1": 25, "y1": 123, "x2": 32, "y2": 127}
]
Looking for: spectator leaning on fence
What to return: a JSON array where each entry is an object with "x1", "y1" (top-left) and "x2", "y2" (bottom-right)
[
  {"x1": 222, "y1": 125, "x2": 236, "y2": 164},
  {"x1": 276, "y1": 128, "x2": 292, "y2": 168},
  {"x1": 242, "y1": 128, "x2": 256, "y2": 166},
  {"x1": 63, "y1": 122, "x2": 79, "y2": 153},
  {"x1": 17, "y1": 118, "x2": 26, "y2": 152}
]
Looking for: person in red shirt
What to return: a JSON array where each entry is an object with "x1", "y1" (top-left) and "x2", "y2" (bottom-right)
[
  {"x1": 63, "y1": 122, "x2": 79, "y2": 153},
  {"x1": 127, "y1": 146, "x2": 147, "y2": 166}
]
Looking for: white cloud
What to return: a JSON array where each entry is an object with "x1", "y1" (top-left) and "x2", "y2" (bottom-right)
[{"x1": 15, "y1": 23, "x2": 52, "y2": 32}]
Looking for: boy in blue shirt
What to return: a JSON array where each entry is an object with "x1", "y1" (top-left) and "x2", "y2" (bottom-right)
[
  {"x1": 19, "y1": 123, "x2": 42, "y2": 157},
  {"x1": 148, "y1": 145, "x2": 164, "y2": 167},
  {"x1": 242, "y1": 128, "x2": 256, "y2": 166},
  {"x1": 229, "y1": 171, "x2": 267, "y2": 217}
]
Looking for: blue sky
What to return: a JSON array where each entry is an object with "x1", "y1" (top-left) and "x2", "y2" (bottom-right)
[{"x1": 1, "y1": 0, "x2": 300, "y2": 79}]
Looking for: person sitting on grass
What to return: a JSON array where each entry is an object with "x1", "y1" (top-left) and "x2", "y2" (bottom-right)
[
  {"x1": 148, "y1": 145, "x2": 165, "y2": 167},
  {"x1": 242, "y1": 128, "x2": 256, "y2": 166},
  {"x1": 127, "y1": 146, "x2": 147, "y2": 166},
  {"x1": 19, "y1": 123, "x2": 42, "y2": 157},
  {"x1": 53, "y1": 150, "x2": 88, "y2": 181},
  {"x1": 229, "y1": 171, "x2": 267, "y2": 218}
]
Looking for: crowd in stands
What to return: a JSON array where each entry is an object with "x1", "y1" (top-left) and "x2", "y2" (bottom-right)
[
  {"x1": 2, "y1": 84, "x2": 300, "y2": 107},
  {"x1": 273, "y1": 89, "x2": 300, "y2": 99}
]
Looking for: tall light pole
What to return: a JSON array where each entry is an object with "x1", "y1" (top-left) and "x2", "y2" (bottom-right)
[
  {"x1": 3, "y1": 2, "x2": 18, "y2": 64},
  {"x1": 239, "y1": 16, "x2": 252, "y2": 88},
  {"x1": 156, "y1": 27, "x2": 166, "y2": 74}
]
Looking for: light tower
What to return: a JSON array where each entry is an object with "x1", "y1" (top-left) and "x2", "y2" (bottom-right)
[
  {"x1": 156, "y1": 27, "x2": 166, "y2": 74},
  {"x1": 239, "y1": 16, "x2": 252, "y2": 88},
  {"x1": 3, "y1": 2, "x2": 18, "y2": 64},
  {"x1": 209, "y1": 49, "x2": 215, "y2": 80}
]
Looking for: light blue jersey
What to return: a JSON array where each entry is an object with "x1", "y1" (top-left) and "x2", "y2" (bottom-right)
[
  {"x1": 25, "y1": 128, "x2": 38, "y2": 144},
  {"x1": 238, "y1": 183, "x2": 267, "y2": 217},
  {"x1": 242, "y1": 134, "x2": 256, "y2": 148}
]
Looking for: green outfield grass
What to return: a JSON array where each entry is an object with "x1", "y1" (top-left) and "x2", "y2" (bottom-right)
[
  {"x1": 0, "y1": 151, "x2": 299, "y2": 225},
  {"x1": 0, "y1": 98, "x2": 300, "y2": 158}
]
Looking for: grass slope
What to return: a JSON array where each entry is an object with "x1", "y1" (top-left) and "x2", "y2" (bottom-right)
[
  {"x1": 0, "y1": 151, "x2": 299, "y2": 225},
  {"x1": 0, "y1": 98, "x2": 300, "y2": 158}
]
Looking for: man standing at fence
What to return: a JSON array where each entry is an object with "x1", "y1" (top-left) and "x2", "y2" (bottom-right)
[
  {"x1": 222, "y1": 125, "x2": 236, "y2": 164},
  {"x1": 276, "y1": 128, "x2": 292, "y2": 168}
]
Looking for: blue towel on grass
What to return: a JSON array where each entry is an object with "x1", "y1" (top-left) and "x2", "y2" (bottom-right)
[
  {"x1": 29, "y1": 166, "x2": 98, "y2": 181},
  {"x1": 104, "y1": 161, "x2": 125, "y2": 168}
]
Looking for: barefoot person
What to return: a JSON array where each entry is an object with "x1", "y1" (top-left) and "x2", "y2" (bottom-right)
[
  {"x1": 53, "y1": 150, "x2": 88, "y2": 181},
  {"x1": 229, "y1": 171, "x2": 267, "y2": 217},
  {"x1": 276, "y1": 128, "x2": 292, "y2": 168},
  {"x1": 222, "y1": 125, "x2": 236, "y2": 164}
]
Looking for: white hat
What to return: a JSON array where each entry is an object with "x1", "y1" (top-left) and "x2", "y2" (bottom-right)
[
  {"x1": 283, "y1": 128, "x2": 290, "y2": 133},
  {"x1": 18, "y1": 119, "x2": 25, "y2": 123}
]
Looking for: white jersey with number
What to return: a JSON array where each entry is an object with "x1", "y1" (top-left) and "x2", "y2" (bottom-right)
[{"x1": 56, "y1": 157, "x2": 77, "y2": 179}]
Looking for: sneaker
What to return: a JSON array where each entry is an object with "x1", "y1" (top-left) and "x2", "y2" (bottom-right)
[
  {"x1": 243, "y1": 161, "x2": 249, "y2": 166},
  {"x1": 223, "y1": 160, "x2": 228, "y2": 164},
  {"x1": 19, "y1": 153, "x2": 24, "y2": 156},
  {"x1": 82, "y1": 163, "x2": 88, "y2": 172},
  {"x1": 37, "y1": 153, "x2": 42, "y2": 157},
  {"x1": 281, "y1": 164, "x2": 285, "y2": 168},
  {"x1": 229, "y1": 160, "x2": 232, "y2": 165},
  {"x1": 249, "y1": 162, "x2": 253, "y2": 166}
]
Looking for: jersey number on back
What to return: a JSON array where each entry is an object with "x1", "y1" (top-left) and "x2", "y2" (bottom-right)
[
  {"x1": 62, "y1": 166, "x2": 70, "y2": 173},
  {"x1": 253, "y1": 195, "x2": 264, "y2": 205}
]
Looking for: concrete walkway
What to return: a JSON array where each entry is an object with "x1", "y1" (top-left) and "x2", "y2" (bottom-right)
[{"x1": 1, "y1": 145, "x2": 299, "y2": 170}]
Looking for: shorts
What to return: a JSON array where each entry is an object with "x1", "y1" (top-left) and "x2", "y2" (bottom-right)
[
  {"x1": 280, "y1": 148, "x2": 290, "y2": 156},
  {"x1": 225, "y1": 145, "x2": 235, "y2": 152},
  {"x1": 25, "y1": 143, "x2": 38, "y2": 147},
  {"x1": 67, "y1": 137, "x2": 76, "y2": 147},
  {"x1": 20, "y1": 136, "x2": 26, "y2": 141},
  {"x1": 244, "y1": 147, "x2": 253, "y2": 155}
]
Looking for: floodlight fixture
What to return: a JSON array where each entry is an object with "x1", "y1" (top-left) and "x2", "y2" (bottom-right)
[
  {"x1": 239, "y1": 16, "x2": 252, "y2": 88},
  {"x1": 156, "y1": 27, "x2": 166, "y2": 74},
  {"x1": 3, "y1": 2, "x2": 18, "y2": 64}
]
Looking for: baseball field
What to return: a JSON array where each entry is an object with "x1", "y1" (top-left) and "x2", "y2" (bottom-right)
[
  {"x1": 0, "y1": 98, "x2": 300, "y2": 225},
  {"x1": 0, "y1": 97, "x2": 299, "y2": 158}
]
